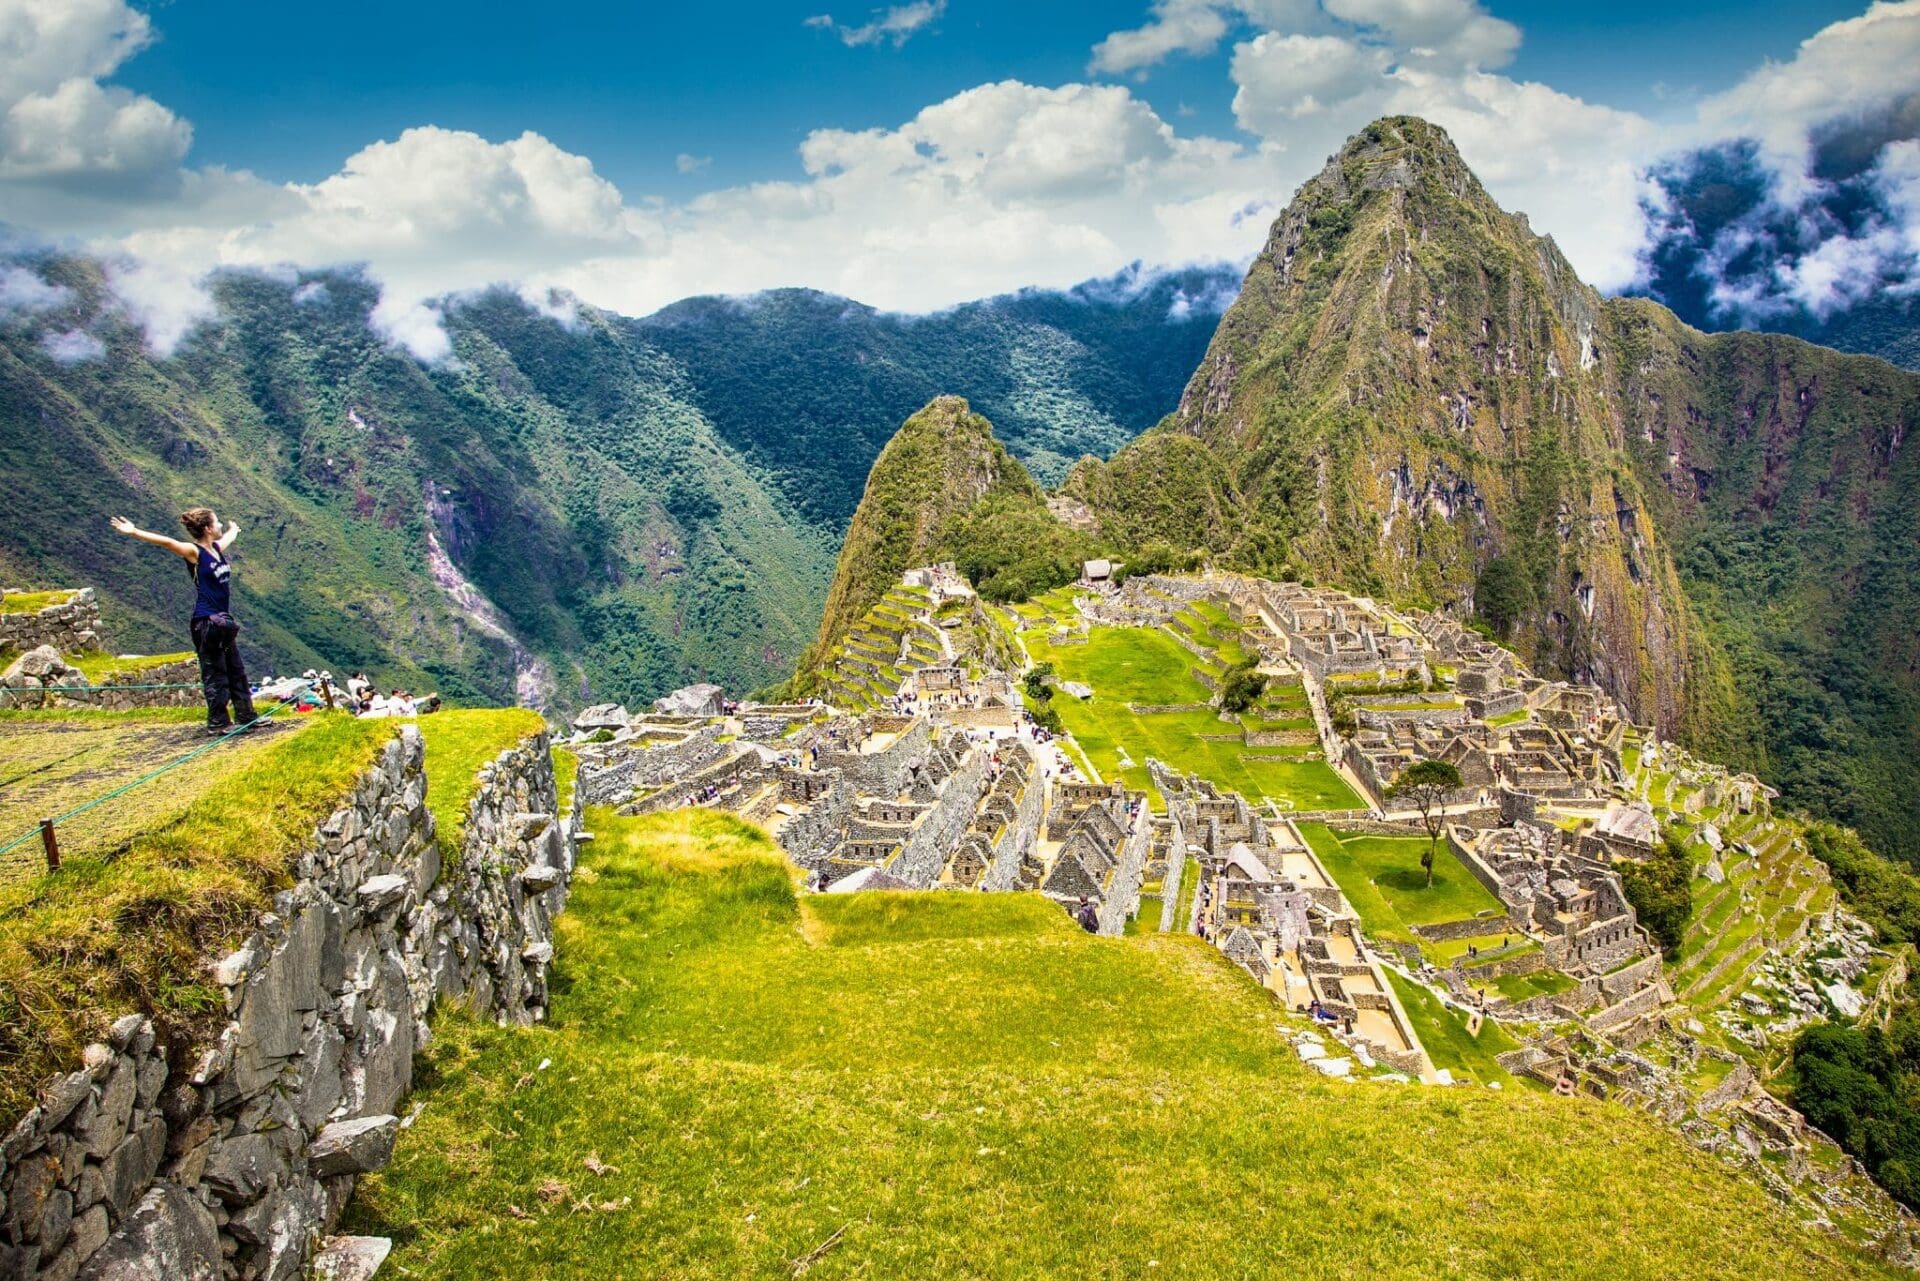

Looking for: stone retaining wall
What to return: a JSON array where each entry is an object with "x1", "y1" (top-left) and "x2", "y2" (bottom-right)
[
  {"x1": 983, "y1": 765, "x2": 1046, "y2": 893},
  {"x1": 1411, "y1": 915, "x2": 1522, "y2": 943},
  {"x1": 819, "y1": 721, "x2": 932, "y2": 798},
  {"x1": 577, "y1": 724, "x2": 725, "y2": 807},
  {"x1": 1096, "y1": 808, "x2": 1153, "y2": 937},
  {"x1": 0, "y1": 590, "x2": 101, "y2": 656},
  {"x1": 0, "y1": 725, "x2": 573, "y2": 1281},
  {"x1": 90, "y1": 661, "x2": 202, "y2": 710},
  {"x1": 1586, "y1": 981, "x2": 1666, "y2": 1033},
  {"x1": 778, "y1": 775, "x2": 855, "y2": 871}
]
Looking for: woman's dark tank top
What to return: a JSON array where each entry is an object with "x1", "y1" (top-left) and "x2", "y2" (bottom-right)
[{"x1": 193, "y1": 545, "x2": 232, "y2": 619}]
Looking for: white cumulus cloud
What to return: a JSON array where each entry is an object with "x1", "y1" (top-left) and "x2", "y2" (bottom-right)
[
  {"x1": 0, "y1": 0, "x2": 188, "y2": 194},
  {"x1": 0, "y1": 0, "x2": 1913, "y2": 361}
]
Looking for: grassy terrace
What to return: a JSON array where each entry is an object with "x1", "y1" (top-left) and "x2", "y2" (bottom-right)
[
  {"x1": 417, "y1": 709, "x2": 549, "y2": 859},
  {"x1": 1297, "y1": 823, "x2": 1504, "y2": 948},
  {"x1": 1027, "y1": 625, "x2": 1362, "y2": 811},
  {"x1": 0, "y1": 589, "x2": 75, "y2": 615},
  {"x1": 0, "y1": 708, "x2": 288, "y2": 884},
  {"x1": 0, "y1": 707, "x2": 545, "y2": 1117},
  {"x1": 64, "y1": 650, "x2": 196, "y2": 683},
  {"x1": 1383, "y1": 968, "x2": 1521, "y2": 1088},
  {"x1": 348, "y1": 808, "x2": 1884, "y2": 1279},
  {"x1": 0, "y1": 712, "x2": 398, "y2": 1115}
]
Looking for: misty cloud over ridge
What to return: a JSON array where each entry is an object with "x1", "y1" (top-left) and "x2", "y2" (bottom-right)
[
  {"x1": 1635, "y1": 102, "x2": 1920, "y2": 369},
  {"x1": 3, "y1": 0, "x2": 1920, "y2": 366}
]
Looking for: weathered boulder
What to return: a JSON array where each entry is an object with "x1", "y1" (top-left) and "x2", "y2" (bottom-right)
[
  {"x1": 573, "y1": 703, "x2": 630, "y2": 731},
  {"x1": 652, "y1": 682, "x2": 725, "y2": 717},
  {"x1": 74, "y1": 1185, "x2": 219, "y2": 1280},
  {"x1": 3, "y1": 644, "x2": 82, "y2": 683},
  {"x1": 307, "y1": 1115, "x2": 399, "y2": 1177},
  {"x1": 312, "y1": 1236, "x2": 392, "y2": 1281}
]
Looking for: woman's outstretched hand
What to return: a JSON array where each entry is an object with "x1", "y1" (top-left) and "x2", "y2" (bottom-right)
[{"x1": 109, "y1": 515, "x2": 136, "y2": 535}]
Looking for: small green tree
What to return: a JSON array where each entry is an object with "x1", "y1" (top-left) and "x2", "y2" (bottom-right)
[
  {"x1": 1029, "y1": 700, "x2": 1063, "y2": 735},
  {"x1": 1022, "y1": 662, "x2": 1055, "y2": 702},
  {"x1": 1619, "y1": 831, "x2": 1692, "y2": 958},
  {"x1": 1389, "y1": 758, "x2": 1463, "y2": 888},
  {"x1": 1218, "y1": 657, "x2": 1268, "y2": 714}
]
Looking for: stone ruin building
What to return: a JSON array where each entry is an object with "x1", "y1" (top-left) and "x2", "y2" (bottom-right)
[{"x1": 1150, "y1": 764, "x2": 1433, "y2": 1079}]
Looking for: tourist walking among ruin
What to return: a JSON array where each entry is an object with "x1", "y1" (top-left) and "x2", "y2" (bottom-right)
[{"x1": 110, "y1": 507, "x2": 258, "y2": 735}]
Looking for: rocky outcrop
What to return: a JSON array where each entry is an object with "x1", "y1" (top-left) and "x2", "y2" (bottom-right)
[{"x1": 0, "y1": 725, "x2": 575, "y2": 1281}]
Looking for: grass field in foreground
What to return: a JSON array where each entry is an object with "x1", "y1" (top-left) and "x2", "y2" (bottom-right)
[
  {"x1": 1028, "y1": 627, "x2": 1363, "y2": 811},
  {"x1": 1298, "y1": 822, "x2": 1503, "y2": 945},
  {"x1": 0, "y1": 707, "x2": 274, "y2": 882},
  {"x1": 347, "y1": 808, "x2": 1885, "y2": 1279}
]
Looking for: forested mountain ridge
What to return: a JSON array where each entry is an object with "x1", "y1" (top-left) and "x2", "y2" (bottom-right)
[
  {"x1": 631, "y1": 264, "x2": 1233, "y2": 523},
  {"x1": 0, "y1": 259, "x2": 1228, "y2": 711}
]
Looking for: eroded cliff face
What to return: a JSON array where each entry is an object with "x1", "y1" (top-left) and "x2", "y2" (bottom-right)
[{"x1": 1077, "y1": 116, "x2": 1701, "y2": 735}]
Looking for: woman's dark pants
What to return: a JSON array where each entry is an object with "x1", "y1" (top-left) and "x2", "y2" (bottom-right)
[{"x1": 190, "y1": 617, "x2": 256, "y2": 730}]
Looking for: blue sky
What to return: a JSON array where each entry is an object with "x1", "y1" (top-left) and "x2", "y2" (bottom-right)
[
  {"x1": 120, "y1": 1, "x2": 1864, "y2": 198},
  {"x1": 0, "y1": 1, "x2": 1913, "y2": 357}
]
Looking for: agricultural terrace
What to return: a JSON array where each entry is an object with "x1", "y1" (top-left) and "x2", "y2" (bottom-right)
[
  {"x1": 346, "y1": 807, "x2": 1887, "y2": 1279},
  {"x1": 1023, "y1": 622, "x2": 1363, "y2": 812}
]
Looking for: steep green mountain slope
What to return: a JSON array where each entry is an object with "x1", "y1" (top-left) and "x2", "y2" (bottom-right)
[
  {"x1": 0, "y1": 263, "x2": 1222, "y2": 711},
  {"x1": 1611, "y1": 303, "x2": 1920, "y2": 862},
  {"x1": 801, "y1": 396, "x2": 1093, "y2": 673},
  {"x1": 1071, "y1": 117, "x2": 1706, "y2": 736},
  {"x1": 0, "y1": 263, "x2": 834, "y2": 709},
  {"x1": 1065, "y1": 117, "x2": 1920, "y2": 864}
]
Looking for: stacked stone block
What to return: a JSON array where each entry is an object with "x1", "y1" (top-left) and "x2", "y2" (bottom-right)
[{"x1": 0, "y1": 725, "x2": 574, "y2": 1281}]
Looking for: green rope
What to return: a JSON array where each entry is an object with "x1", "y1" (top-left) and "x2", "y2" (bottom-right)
[{"x1": 0, "y1": 683, "x2": 316, "y2": 862}]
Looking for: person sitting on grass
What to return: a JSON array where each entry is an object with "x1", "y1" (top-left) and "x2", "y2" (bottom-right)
[{"x1": 110, "y1": 507, "x2": 257, "y2": 736}]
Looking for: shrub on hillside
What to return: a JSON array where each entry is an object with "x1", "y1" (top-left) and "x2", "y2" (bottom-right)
[
  {"x1": 1791, "y1": 1016, "x2": 1920, "y2": 1209},
  {"x1": 1803, "y1": 820, "x2": 1920, "y2": 948},
  {"x1": 1620, "y1": 832, "x2": 1692, "y2": 958},
  {"x1": 1110, "y1": 541, "x2": 1204, "y2": 585},
  {"x1": 941, "y1": 495, "x2": 1097, "y2": 603},
  {"x1": 1022, "y1": 662, "x2": 1055, "y2": 702}
]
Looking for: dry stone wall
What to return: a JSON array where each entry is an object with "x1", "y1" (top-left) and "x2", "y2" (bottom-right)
[
  {"x1": 0, "y1": 591, "x2": 102, "y2": 656},
  {"x1": 577, "y1": 724, "x2": 725, "y2": 807},
  {"x1": 0, "y1": 726, "x2": 574, "y2": 1281},
  {"x1": 1, "y1": 656, "x2": 202, "y2": 712},
  {"x1": 1095, "y1": 810, "x2": 1152, "y2": 936},
  {"x1": 982, "y1": 768, "x2": 1046, "y2": 892}
]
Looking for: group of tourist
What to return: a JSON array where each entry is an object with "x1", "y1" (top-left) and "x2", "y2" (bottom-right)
[{"x1": 338, "y1": 671, "x2": 440, "y2": 719}]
